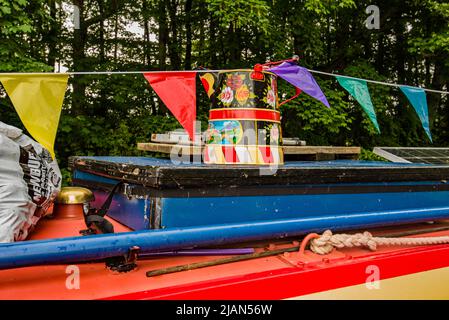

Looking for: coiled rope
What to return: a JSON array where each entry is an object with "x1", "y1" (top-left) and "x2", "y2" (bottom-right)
[{"x1": 309, "y1": 230, "x2": 449, "y2": 255}]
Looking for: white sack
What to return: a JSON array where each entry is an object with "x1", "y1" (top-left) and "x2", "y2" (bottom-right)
[{"x1": 0, "y1": 121, "x2": 61, "y2": 242}]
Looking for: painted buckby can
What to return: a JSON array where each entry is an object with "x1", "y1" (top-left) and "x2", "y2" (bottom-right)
[{"x1": 200, "y1": 68, "x2": 283, "y2": 165}]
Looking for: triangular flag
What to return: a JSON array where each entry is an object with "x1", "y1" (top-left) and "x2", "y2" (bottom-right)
[
  {"x1": 0, "y1": 74, "x2": 69, "y2": 158},
  {"x1": 337, "y1": 77, "x2": 380, "y2": 133},
  {"x1": 269, "y1": 62, "x2": 330, "y2": 108},
  {"x1": 143, "y1": 72, "x2": 197, "y2": 140},
  {"x1": 400, "y1": 86, "x2": 432, "y2": 142}
]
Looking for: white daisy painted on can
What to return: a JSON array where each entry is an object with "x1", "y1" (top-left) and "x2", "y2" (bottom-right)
[{"x1": 220, "y1": 86, "x2": 234, "y2": 105}]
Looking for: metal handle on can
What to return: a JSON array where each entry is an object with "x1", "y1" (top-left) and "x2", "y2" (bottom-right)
[{"x1": 279, "y1": 87, "x2": 301, "y2": 107}]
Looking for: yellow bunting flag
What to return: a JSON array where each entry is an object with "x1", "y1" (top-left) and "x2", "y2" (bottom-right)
[{"x1": 0, "y1": 74, "x2": 69, "y2": 158}]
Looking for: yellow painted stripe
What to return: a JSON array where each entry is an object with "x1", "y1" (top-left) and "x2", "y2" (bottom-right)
[
  {"x1": 213, "y1": 146, "x2": 225, "y2": 164},
  {"x1": 287, "y1": 266, "x2": 449, "y2": 300},
  {"x1": 247, "y1": 146, "x2": 259, "y2": 164}
]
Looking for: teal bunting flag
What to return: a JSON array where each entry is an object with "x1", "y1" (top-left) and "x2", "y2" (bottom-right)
[
  {"x1": 399, "y1": 86, "x2": 432, "y2": 142},
  {"x1": 336, "y1": 77, "x2": 380, "y2": 133}
]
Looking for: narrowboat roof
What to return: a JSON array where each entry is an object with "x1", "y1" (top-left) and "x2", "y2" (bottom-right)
[{"x1": 70, "y1": 156, "x2": 449, "y2": 189}]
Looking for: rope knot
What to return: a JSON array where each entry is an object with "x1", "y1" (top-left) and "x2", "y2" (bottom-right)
[
  {"x1": 310, "y1": 230, "x2": 334, "y2": 255},
  {"x1": 306, "y1": 229, "x2": 449, "y2": 256},
  {"x1": 309, "y1": 230, "x2": 378, "y2": 255}
]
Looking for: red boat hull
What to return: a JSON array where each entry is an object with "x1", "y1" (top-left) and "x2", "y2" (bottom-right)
[{"x1": 1, "y1": 214, "x2": 449, "y2": 300}]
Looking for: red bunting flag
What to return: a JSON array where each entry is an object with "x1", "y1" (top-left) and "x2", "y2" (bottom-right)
[{"x1": 143, "y1": 72, "x2": 197, "y2": 140}]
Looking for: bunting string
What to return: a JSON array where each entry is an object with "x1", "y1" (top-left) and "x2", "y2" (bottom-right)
[
  {"x1": 0, "y1": 69, "x2": 447, "y2": 94},
  {"x1": 0, "y1": 64, "x2": 446, "y2": 150},
  {"x1": 307, "y1": 69, "x2": 449, "y2": 95}
]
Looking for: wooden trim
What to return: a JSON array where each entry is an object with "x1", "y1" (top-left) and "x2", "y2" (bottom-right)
[
  {"x1": 137, "y1": 142, "x2": 360, "y2": 157},
  {"x1": 282, "y1": 146, "x2": 360, "y2": 155},
  {"x1": 137, "y1": 142, "x2": 203, "y2": 155}
]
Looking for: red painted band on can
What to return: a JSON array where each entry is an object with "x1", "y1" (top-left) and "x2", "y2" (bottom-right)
[{"x1": 209, "y1": 109, "x2": 280, "y2": 122}]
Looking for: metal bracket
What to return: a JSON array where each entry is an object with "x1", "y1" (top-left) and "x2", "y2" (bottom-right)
[
  {"x1": 105, "y1": 246, "x2": 140, "y2": 273},
  {"x1": 279, "y1": 234, "x2": 351, "y2": 268}
]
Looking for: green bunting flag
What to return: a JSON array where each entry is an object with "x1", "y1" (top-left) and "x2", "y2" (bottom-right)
[
  {"x1": 400, "y1": 86, "x2": 432, "y2": 142},
  {"x1": 336, "y1": 77, "x2": 380, "y2": 133}
]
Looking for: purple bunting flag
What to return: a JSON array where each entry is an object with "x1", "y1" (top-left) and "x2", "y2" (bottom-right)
[{"x1": 269, "y1": 62, "x2": 330, "y2": 108}]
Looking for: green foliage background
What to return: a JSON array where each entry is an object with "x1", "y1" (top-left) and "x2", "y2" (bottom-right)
[{"x1": 0, "y1": 0, "x2": 448, "y2": 172}]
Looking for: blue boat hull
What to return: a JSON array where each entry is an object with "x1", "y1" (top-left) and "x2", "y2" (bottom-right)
[
  {"x1": 70, "y1": 157, "x2": 449, "y2": 232},
  {"x1": 1, "y1": 157, "x2": 449, "y2": 270}
]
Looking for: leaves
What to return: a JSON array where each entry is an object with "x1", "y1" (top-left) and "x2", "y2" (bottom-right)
[{"x1": 206, "y1": 0, "x2": 270, "y2": 33}]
